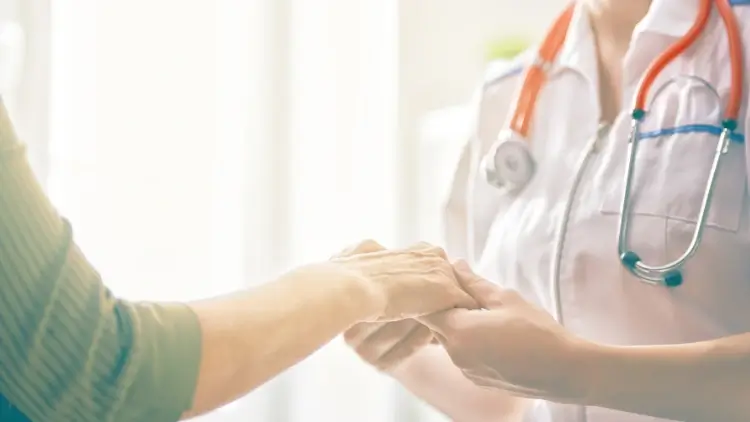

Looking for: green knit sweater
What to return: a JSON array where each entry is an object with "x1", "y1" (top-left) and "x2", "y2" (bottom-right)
[{"x1": 0, "y1": 102, "x2": 202, "y2": 421}]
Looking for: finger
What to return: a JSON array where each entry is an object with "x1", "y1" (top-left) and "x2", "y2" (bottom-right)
[
  {"x1": 453, "y1": 260, "x2": 506, "y2": 309},
  {"x1": 447, "y1": 284, "x2": 482, "y2": 310},
  {"x1": 375, "y1": 323, "x2": 434, "y2": 371},
  {"x1": 335, "y1": 239, "x2": 386, "y2": 258},
  {"x1": 352, "y1": 319, "x2": 419, "y2": 363},
  {"x1": 416, "y1": 308, "x2": 468, "y2": 337},
  {"x1": 343, "y1": 322, "x2": 385, "y2": 346},
  {"x1": 496, "y1": 288, "x2": 526, "y2": 306},
  {"x1": 433, "y1": 259, "x2": 481, "y2": 310}
]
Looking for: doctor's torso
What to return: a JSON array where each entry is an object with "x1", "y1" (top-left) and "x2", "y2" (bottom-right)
[{"x1": 442, "y1": 2, "x2": 750, "y2": 421}]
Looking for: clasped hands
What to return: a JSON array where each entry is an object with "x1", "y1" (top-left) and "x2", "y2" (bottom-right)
[{"x1": 332, "y1": 240, "x2": 594, "y2": 404}]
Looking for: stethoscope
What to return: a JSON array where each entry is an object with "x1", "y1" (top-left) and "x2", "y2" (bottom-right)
[{"x1": 481, "y1": 0, "x2": 744, "y2": 313}]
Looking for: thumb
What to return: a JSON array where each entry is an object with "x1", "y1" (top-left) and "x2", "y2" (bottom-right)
[{"x1": 453, "y1": 260, "x2": 503, "y2": 309}]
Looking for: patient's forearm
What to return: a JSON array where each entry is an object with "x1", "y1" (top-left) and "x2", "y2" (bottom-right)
[
  {"x1": 0, "y1": 97, "x2": 379, "y2": 420},
  {"x1": 584, "y1": 333, "x2": 750, "y2": 421},
  {"x1": 183, "y1": 263, "x2": 377, "y2": 419},
  {"x1": 392, "y1": 345, "x2": 528, "y2": 422}
]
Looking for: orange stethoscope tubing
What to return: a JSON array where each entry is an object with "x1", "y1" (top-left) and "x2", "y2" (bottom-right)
[
  {"x1": 508, "y1": 5, "x2": 574, "y2": 137},
  {"x1": 508, "y1": 0, "x2": 744, "y2": 136},
  {"x1": 633, "y1": 0, "x2": 743, "y2": 127}
]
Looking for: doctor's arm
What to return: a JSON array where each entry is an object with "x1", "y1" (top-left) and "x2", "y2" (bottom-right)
[
  {"x1": 418, "y1": 263, "x2": 750, "y2": 422},
  {"x1": 581, "y1": 333, "x2": 750, "y2": 421},
  {"x1": 391, "y1": 346, "x2": 529, "y2": 422},
  {"x1": 599, "y1": 80, "x2": 750, "y2": 419}
]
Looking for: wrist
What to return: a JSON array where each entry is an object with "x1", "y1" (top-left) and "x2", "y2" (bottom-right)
[
  {"x1": 565, "y1": 338, "x2": 612, "y2": 406},
  {"x1": 573, "y1": 340, "x2": 655, "y2": 409}
]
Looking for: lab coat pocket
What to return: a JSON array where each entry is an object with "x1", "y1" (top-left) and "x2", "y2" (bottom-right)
[
  {"x1": 598, "y1": 80, "x2": 746, "y2": 233},
  {"x1": 599, "y1": 127, "x2": 745, "y2": 232}
]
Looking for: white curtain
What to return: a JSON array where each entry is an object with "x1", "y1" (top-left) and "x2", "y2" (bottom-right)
[{"x1": 13, "y1": 0, "x2": 446, "y2": 421}]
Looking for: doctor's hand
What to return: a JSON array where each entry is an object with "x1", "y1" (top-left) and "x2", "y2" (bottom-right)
[
  {"x1": 335, "y1": 240, "x2": 473, "y2": 371},
  {"x1": 331, "y1": 240, "x2": 477, "y2": 322},
  {"x1": 419, "y1": 261, "x2": 592, "y2": 403}
]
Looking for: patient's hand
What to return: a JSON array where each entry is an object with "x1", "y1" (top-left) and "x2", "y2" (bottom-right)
[
  {"x1": 344, "y1": 319, "x2": 433, "y2": 372},
  {"x1": 331, "y1": 239, "x2": 475, "y2": 321},
  {"x1": 334, "y1": 240, "x2": 473, "y2": 370}
]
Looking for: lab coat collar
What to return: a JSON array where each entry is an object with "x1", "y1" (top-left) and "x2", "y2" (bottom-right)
[
  {"x1": 624, "y1": 0, "x2": 701, "y2": 91},
  {"x1": 555, "y1": 0, "x2": 698, "y2": 74},
  {"x1": 551, "y1": 0, "x2": 702, "y2": 98},
  {"x1": 634, "y1": 0, "x2": 700, "y2": 39},
  {"x1": 555, "y1": 2, "x2": 597, "y2": 82}
]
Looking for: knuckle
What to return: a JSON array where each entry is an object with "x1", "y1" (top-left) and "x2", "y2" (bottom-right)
[
  {"x1": 410, "y1": 242, "x2": 447, "y2": 259},
  {"x1": 424, "y1": 258, "x2": 452, "y2": 273},
  {"x1": 357, "y1": 239, "x2": 384, "y2": 252},
  {"x1": 409, "y1": 241, "x2": 432, "y2": 250},
  {"x1": 336, "y1": 239, "x2": 382, "y2": 258},
  {"x1": 428, "y1": 246, "x2": 448, "y2": 259}
]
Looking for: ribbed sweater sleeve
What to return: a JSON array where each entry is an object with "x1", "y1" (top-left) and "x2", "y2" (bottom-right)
[{"x1": 0, "y1": 102, "x2": 202, "y2": 422}]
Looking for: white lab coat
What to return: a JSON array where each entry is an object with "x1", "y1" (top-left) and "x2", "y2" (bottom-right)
[{"x1": 442, "y1": 1, "x2": 750, "y2": 421}]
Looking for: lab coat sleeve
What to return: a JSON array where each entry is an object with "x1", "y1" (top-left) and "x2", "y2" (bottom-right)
[{"x1": 0, "y1": 102, "x2": 202, "y2": 422}]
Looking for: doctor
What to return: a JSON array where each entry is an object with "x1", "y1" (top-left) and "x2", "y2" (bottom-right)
[{"x1": 346, "y1": 0, "x2": 750, "y2": 420}]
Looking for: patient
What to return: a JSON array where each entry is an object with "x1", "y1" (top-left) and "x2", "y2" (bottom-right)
[{"x1": 0, "y1": 100, "x2": 473, "y2": 421}]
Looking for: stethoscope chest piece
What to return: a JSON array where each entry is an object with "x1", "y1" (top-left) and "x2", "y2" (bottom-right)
[{"x1": 482, "y1": 129, "x2": 535, "y2": 190}]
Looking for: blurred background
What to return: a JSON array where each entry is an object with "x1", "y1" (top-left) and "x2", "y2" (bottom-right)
[{"x1": 1, "y1": 0, "x2": 563, "y2": 420}]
